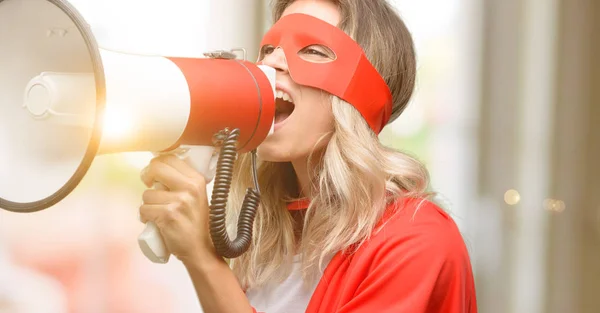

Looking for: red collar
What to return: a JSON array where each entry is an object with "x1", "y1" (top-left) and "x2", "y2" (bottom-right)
[{"x1": 286, "y1": 198, "x2": 311, "y2": 211}]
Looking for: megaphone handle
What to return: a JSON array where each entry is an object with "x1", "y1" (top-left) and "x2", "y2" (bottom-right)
[
  {"x1": 138, "y1": 147, "x2": 218, "y2": 264},
  {"x1": 138, "y1": 182, "x2": 171, "y2": 263}
]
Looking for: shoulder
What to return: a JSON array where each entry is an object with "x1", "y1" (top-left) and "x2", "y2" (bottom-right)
[
  {"x1": 382, "y1": 197, "x2": 459, "y2": 229},
  {"x1": 374, "y1": 197, "x2": 468, "y2": 249},
  {"x1": 354, "y1": 196, "x2": 473, "y2": 275},
  {"x1": 310, "y1": 197, "x2": 477, "y2": 312},
  {"x1": 324, "y1": 197, "x2": 477, "y2": 312}
]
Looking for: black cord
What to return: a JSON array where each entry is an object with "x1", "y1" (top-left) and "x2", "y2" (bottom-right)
[{"x1": 209, "y1": 128, "x2": 261, "y2": 258}]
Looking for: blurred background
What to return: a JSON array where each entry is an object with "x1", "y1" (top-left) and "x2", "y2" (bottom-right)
[{"x1": 0, "y1": 0, "x2": 598, "y2": 312}]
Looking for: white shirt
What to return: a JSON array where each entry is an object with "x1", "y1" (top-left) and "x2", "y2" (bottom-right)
[{"x1": 245, "y1": 255, "x2": 330, "y2": 313}]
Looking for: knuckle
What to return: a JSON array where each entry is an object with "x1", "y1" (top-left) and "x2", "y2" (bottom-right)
[
  {"x1": 164, "y1": 204, "x2": 180, "y2": 222},
  {"x1": 150, "y1": 154, "x2": 164, "y2": 163},
  {"x1": 184, "y1": 179, "x2": 204, "y2": 196},
  {"x1": 178, "y1": 192, "x2": 195, "y2": 208},
  {"x1": 139, "y1": 205, "x2": 153, "y2": 224},
  {"x1": 138, "y1": 204, "x2": 148, "y2": 218},
  {"x1": 140, "y1": 166, "x2": 148, "y2": 179},
  {"x1": 140, "y1": 167, "x2": 152, "y2": 185},
  {"x1": 164, "y1": 154, "x2": 179, "y2": 163},
  {"x1": 174, "y1": 199, "x2": 187, "y2": 214},
  {"x1": 141, "y1": 189, "x2": 153, "y2": 203},
  {"x1": 148, "y1": 159, "x2": 166, "y2": 174},
  {"x1": 196, "y1": 174, "x2": 207, "y2": 186},
  {"x1": 148, "y1": 157, "x2": 161, "y2": 169},
  {"x1": 157, "y1": 153, "x2": 177, "y2": 167},
  {"x1": 143, "y1": 160, "x2": 164, "y2": 181}
]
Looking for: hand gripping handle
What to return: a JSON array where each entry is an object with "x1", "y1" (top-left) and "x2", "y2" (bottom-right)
[{"x1": 138, "y1": 146, "x2": 218, "y2": 263}]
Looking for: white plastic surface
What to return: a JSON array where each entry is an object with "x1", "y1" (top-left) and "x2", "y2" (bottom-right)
[
  {"x1": 0, "y1": 0, "x2": 99, "y2": 204},
  {"x1": 138, "y1": 146, "x2": 218, "y2": 264},
  {"x1": 23, "y1": 72, "x2": 96, "y2": 127},
  {"x1": 97, "y1": 48, "x2": 192, "y2": 154},
  {"x1": 0, "y1": 0, "x2": 192, "y2": 204},
  {"x1": 257, "y1": 65, "x2": 277, "y2": 136},
  {"x1": 17, "y1": 49, "x2": 193, "y2": 157}
]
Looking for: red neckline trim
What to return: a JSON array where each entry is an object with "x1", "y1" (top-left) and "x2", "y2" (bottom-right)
[{"x1": 286, "y1": 198, "x2": 311, "y2": 211}]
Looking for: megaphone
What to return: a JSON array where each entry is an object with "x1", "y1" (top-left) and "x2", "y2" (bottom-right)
[{"x1": 0, "y1": 0, "x2": 276, "y2": 263}]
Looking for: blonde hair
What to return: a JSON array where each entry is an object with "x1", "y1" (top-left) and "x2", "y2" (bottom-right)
[{"x1": 227, "y1": 0, "x2": 432, "y2": 288}]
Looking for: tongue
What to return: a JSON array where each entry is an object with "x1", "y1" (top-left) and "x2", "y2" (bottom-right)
[{"x1": 275, "y1": 98, "x2": 294, "y2": 124}]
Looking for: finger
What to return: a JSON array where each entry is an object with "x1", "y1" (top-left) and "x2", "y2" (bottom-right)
[
  {"x1": 142, "y1": 159, "x2": 189, "y2": 191},
  {"x1": 155, "y1": 153, "x2": 205, "y2": 181},
  {"x1": 139, "y1": 203, "x2": 159, "y2": 224},
  {"x1": 141, "y1": 156, "x2": 178, "y2": 187},
  {"x1": 140, "y1": 165, "x2": 152, "y2": 188},
  {"x1": 139, "y1": 203, "x2": 178, "y2": 225},
  {"x1": 142, "y1": 189, "x2": 175, "y2": 205}
]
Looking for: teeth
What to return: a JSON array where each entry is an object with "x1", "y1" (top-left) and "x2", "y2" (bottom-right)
[{"x1": 276, "y1": 90, "x2": 293, "y2": 103}]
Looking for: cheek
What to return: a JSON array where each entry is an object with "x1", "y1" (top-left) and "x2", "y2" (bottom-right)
[
  {"x1": 293, "y1": 91, "x2": 335, "y2": 141},
  {"x1": 297, "y1": 106, "x2": 333, "y2": 133}
]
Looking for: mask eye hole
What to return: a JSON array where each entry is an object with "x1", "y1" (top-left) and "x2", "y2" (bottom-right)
[{"x1": 298, "y1": 44, "x2": 336, "y2": 63}]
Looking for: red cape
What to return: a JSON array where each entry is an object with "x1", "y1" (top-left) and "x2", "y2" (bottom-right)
[{"x1": 253, "y1": 197, "x2": 478, "y2": 313}]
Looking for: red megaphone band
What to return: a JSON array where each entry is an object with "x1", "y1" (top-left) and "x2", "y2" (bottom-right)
[{"x1": 259, "y1": 13, "x2": 393, "y2": 134}]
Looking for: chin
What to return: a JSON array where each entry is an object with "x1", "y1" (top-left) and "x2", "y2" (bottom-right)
[{"x1": 256, "y1": 142, "x2": 294, "y2": 163}]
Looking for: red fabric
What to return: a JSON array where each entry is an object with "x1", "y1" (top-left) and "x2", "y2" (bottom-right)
[
  {"x1": 286, "y1": 198, "x2": 311, "y2": 211},
  {"x1": 250, "y1": 197, "x2": 477, "y2": 313}
]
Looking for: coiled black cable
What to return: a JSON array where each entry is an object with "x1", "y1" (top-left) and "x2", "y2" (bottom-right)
[{"x1": 209, "y1": 128, "x2": 261, "y2": 259}]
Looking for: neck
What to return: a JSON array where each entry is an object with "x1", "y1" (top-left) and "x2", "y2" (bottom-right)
[
  {"x1": 289, "y1": 157, "x2": 310, "y2": 251},
  {"x1": 291, "y1": 158, "x2": 311, "y2": 199},
  {"x1": 290, "y1": 151, "x2": 323, "y2": 250},
  {"x1": 291, "y1": 149, "x2": 325, "y2": 199}
]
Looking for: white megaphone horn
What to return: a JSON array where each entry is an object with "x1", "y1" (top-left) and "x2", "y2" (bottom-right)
[{"x1": 0, "y1": 0, "x2": 277, "y2": 263}]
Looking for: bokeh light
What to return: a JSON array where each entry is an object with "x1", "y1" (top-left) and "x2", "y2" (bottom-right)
[
  {"x1": 504, "y1": 189, "x2": 521, "y2": 205},
  {"x1": 543, "y1": 198, "x2": 566, "y2": 213}
]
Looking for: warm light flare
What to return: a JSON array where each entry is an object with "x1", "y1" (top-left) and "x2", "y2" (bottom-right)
[
  {"x1": 102, "y1": 105, "x2": 136, "y2": 140},
  {"x1": 123, "y1": 152, "x2": 154, "y2": 170}
]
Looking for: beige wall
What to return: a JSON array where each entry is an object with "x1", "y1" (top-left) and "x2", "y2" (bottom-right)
[
  {"x1": 478, "y1": 0, "x2": 600, "y2": 312},
  {"x1": 547, "y1": 0, "x2": 600, "y2": 312}
]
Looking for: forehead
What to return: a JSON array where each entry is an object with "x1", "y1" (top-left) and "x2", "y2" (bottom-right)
[{"x1": 280, "y1": 0, "x2": 341, "y2": 27}]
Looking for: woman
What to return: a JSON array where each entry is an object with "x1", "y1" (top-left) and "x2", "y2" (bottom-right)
[{"x1": 139, "y1": 0, "x2": 478, "y2": 312}]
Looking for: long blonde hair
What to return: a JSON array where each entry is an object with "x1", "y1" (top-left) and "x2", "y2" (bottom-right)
[{"x1": 227, "y1": 0, "x2": 432, "y2": 288}]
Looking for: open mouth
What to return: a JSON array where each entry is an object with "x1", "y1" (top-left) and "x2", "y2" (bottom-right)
[{"x1": 275, "y1": 89, "x2": 295, "y2": 126}]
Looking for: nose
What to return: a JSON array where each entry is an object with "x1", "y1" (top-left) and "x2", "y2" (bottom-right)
[{"x1": 261, "y1": 47, "x2": 288, "y2": 73}]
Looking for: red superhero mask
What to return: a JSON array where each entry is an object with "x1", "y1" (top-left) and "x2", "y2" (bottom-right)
[{"x1": 259, "y1": 13, "x2": 393, "y2": 134}]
